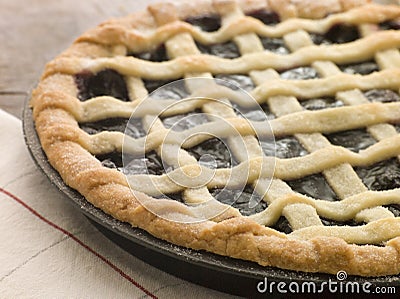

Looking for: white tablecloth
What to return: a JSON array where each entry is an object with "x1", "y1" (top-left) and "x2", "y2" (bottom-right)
[{"x1": 0, "y1": 109, "x2": 239, "y2": 298}]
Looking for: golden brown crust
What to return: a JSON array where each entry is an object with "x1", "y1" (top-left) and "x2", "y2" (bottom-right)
[{"x1": 30, "y1": 0, "x2": 400, "y2": 277}]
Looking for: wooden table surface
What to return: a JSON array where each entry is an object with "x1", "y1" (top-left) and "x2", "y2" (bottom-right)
[
  {"x1": 0, "y1": 0, "x2": 396, "y2": 119},
  {"x1": 0, "y1": 0, "x2": 159, "y2": 119}
]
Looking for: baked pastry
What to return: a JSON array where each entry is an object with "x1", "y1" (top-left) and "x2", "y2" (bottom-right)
[{"x1": 30, "y1": 0, "x2": 400, "y2": 277}]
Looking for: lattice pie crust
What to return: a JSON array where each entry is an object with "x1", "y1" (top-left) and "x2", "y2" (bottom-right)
[{"x1": 31, "y1": 0, "x2": 400, "y2": 276}]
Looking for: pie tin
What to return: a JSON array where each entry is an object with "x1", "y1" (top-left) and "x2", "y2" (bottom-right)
[{"x1": 23, "y1": 99, "x2": 400, "y2": 298}]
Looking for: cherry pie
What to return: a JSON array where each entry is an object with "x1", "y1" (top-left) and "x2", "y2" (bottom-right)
[{"x1": 31, "y1": 0, "x2": 400, "y2": 276}]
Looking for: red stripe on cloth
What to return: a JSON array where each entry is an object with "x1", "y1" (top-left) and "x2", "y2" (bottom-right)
[{"x1": 0, "y1": 187, "x2": 158, "y2": 299}]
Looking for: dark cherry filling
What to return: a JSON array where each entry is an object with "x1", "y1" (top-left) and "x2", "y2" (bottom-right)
[
  {"x1": 144, "y1": 78, "x2": 189, "y2": 100},
  {"x1": 75, "y1": 69, "x2": 129, "y2": 102},
  {"x1": 80, "y1": 117, "x2": 145, "y2": 138},
  {"x1": 99, "y1": 151, "x2": 171, "y2": 176},
  {"x1": 130, "y1": 44, "x2": 168, "y2": 62},
  {"x1": 162, "y1": 110, "x2": 209, "y2": 131},
  {"x1": 356, "y1": 158, "x2": 400, "y2": 191},
  {"x1": 326, "y1": 129, "x2": 376, "y2": 153},
  {"x1": 379, "y1": 20, "x2": 400, "y2": 30},
  {"x1": 261, "y1": 136, "x2": 308, "y2": 158},
  {"x1": 386, "y1": 205, "x2": 400, "y2": 217},
  {"x1": 187, "y1": 138, "x2": 236, "y2": 169},
  {"x1": 125, "y1": 152, "x2": 173, "y2": 176},
  {"x1": 280, "y1": 67, "x2": 319, "y2": 80},
  {"x1": 287, "y1": 173, "x2": 339, "y2": 201},
  {"x1": 260, "y1": 37, "x2": 290, "y2": 54},
  {"x1": 363, "y1": 89, "x2": 400, "y2": 103},
  {"x1": 272, "y1": 217, "x2": 292, "y2": 234},
  {"x1": 232, "y1": 102, "x2": 275, "y2": 122},
  {"x1": 185, "y1": 14, "x2": 222, "y2": 32},
  {"x1": 309, "y1": 33, "x2": 331, "y2": 46},
  {"x1": 339, "y1": 61, "x2": 379, "y2": 75},
  {"x1": 261, "y1": 103, "x2": 275, "y2": 119},
  {"x1": 300, "y1": 97, "x2": 343, "y2": 110},
  {"x1": 215, "y1": 74, "x2": 255, "y2": 92},
  {"x1": 310, "y1": 24, "x2": 360, "y2": 45},
  {"x1": 320, "y1": 217, "x2": 361, "y2": 227},
  {"x1": 211, "y1": 186, "x2": 267, "y2": 216},
  {"x1": 97, "y1": 152, "x2": 124, "y2": 169},
  {"x1": 143, "y1": 79, "x2": 182, "y2": 95},
  {"x1": 326, "y1": 24, "x2": 360, "y2": 43},
  {"x1": 246, "y1": 10, "x2": 280, "y2": 25},
  {"x1": 196, "y1": 41, "x2": 240, "y2": 59},
  {"x1": 156, "y1": 193, "x2": 184, "y2": 202}
]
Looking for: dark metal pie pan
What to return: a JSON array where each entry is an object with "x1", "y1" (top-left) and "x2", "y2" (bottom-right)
[{"x1": 23, "y1": 100, "x2": 400, "y2": 298}]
